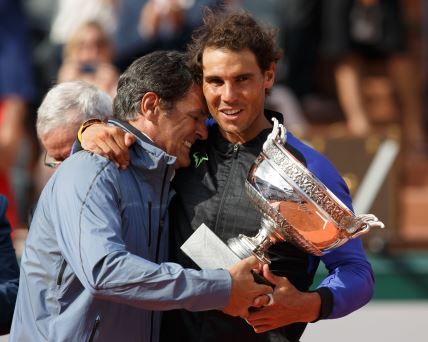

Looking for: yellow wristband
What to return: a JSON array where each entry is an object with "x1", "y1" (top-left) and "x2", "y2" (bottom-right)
[{"x1": 77, "y1": 118, "x2": 105, "y2": 143}]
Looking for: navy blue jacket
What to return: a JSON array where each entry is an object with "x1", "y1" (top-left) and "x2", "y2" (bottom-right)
[{"x1": 0, "y1": 195, "x2": 19, "y2": 335}]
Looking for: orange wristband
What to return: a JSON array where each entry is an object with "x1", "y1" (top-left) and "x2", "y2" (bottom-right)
[{"x1": 77, "y1": 118, "x2": 105, "y2": 143}]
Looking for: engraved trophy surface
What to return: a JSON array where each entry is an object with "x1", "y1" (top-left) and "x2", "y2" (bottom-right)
[
  {"x1": 227, "y1": 118, "x2": 385, "y2": 263},
  {"x1": 181, "y1": 119, "x2": 385, "y2": 269}
]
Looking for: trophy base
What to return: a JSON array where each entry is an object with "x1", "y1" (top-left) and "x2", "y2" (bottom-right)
[{"x1": 228, "y1": 235, "x2": 271, "y2": 264}]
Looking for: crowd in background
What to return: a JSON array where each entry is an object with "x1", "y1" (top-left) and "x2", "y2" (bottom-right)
[{"x1": 1, "y1": 0, "x2": 427, "y2": 230}]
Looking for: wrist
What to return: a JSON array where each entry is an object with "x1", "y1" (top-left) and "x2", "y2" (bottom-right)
[
  {"x1": 310, "y1": 287, "x2": 334, "y2": 322},
  {"x1": 77, "y1": 118, "x2": 105, "y2": 143},
  {"x1": 301, "y1": 291, "x2": 322, "y2": 323}
]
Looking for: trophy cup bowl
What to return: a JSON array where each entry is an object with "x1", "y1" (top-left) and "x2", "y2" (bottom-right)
[{"x1": 227, "y1": 118, "x2": 385, "y2": 264}]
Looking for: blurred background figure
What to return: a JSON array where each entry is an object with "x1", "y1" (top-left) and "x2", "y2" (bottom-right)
[
  {"x1": 57, "y1": 21, "x2": 120, "y2": 97},
  {"x1": 321, "y1": 0, "x2": 426, "y2": 154},
  {"x1": 0, "y1": 0, "x2": 36, "y2": 228},
  {"x1": 114, "y1": 0, "x2": 217, "y2": 70},
  {"x1": 50, "y1": 0, "x2": 118, "y2": 59},
  {"x1": 0, "y1": 195, "x2": 19, "y2": 336},
  {"x1": 34, "y1": 81, "x2": 112, "y2": 195}
]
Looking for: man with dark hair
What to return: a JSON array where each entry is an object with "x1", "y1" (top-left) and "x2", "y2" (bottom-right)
[
  {"x1": 9, "y1": 50, "x2": 272, "y2": 342},
  {"x1": 80, "y1": 9, "x2": 375, "y2": 342},
  {"x1": 0, "y1": 195, "x2": 19, "y2": 336}
]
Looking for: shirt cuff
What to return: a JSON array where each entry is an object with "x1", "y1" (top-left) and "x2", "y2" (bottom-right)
[{"x1": 310, "y1": 287, "x2": 334, "y2": 322}]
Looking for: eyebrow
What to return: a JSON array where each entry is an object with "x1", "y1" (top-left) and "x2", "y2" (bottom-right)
[
  {"x1": 188, "y1": 109, "x2": 209, "y2": 118},
  {"x1": 204, "y1": 72, "x2": 254, "y2": 81}
]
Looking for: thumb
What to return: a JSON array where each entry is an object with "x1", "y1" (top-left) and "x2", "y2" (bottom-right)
[
  {"x1": 243, "y1": 256, "x2": 262, "y2": 270},
  {"x1": 262, "y1": 264, "x2": 281, "y2": 286},
  {"x1": 124, "y1": 133, "x2": 136, "y2": 147}
]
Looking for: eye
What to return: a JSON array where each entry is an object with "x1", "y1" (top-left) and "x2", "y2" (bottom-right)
[
  {"x1": 205, "y1": 77, "x2": 223, "y2": 86},
  {"x1": 186, "y1": 113, "x2": 199, "y2": 122},
  {"x1": 236, "y1": 75, "x2": 249, "y2": 82}
]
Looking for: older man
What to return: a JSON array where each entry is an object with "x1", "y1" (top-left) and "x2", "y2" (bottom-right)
[
  {"x1": 36, "y1": 80, "x2": 112, "y2": 169},
  {"x1": 10, "y1": 51, "x2": 271, "y2": 342}
]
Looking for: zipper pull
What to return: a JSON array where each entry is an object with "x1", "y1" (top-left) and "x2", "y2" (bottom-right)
[{"x1": 233, "y1": 144, "x2": 239, "y2": 158}]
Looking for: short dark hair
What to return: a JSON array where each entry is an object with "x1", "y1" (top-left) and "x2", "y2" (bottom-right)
[
  {"x1": 187, "y1": 8, "x2": 282, "y2": 83},
  {"x1": 113, "y1": 50, "x2": 195, "y2": 120}
]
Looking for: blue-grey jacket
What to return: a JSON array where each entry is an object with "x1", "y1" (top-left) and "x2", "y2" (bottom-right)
[{"x1": 10, "y1": 120, "x2": 231, "y2": 342}]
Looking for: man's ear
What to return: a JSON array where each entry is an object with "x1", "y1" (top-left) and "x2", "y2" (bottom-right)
[
  {"x1": 140, "y1": 92, "x2": 161, "y2": 122},
  {"x1": 264, "y1": 63, "x2": 276, "y2": 90}
]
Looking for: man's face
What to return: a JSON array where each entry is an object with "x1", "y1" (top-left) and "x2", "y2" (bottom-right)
[
  {"x1": 41, "y1": 125, "x2": 77, "y2": 167},
  {"x1": 156, "y1": 85, "x2": 208, "y2": 169},
  {"x1": 202, "y1": 47, "x2": 275, "y2": 144}
]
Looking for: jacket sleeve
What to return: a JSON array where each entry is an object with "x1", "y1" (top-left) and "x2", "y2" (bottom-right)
[
  {"x1": 51, "y1": 157, "x2": 231, "y2": 312},
  {"x1": 0, "y1": 195, "x2": 19, "y2": 335},
  {"x1": 307, "y1": 148, "x2": 374, "y2": 320}
]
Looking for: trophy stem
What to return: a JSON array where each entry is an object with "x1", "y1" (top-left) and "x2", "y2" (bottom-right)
[{"x1": 227, "y1": 227, "x2": 273, "y2": 264}]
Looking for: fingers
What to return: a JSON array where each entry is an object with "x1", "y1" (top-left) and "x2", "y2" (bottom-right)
[
  {"x1": 124, "y1": 133, "x2": 136, "y2": 147},
  {"x1": 110, "y1": 132, "x2": 132, "y2": 168},
  {"x1": 81, "y1": 125, "x2": 131, "y2": 169},
  {"x1": 261, "y1": 264, "x2": 280, "y2": 286},
  {"x1": 252, "y1": 323, "x2": 271, "y2": 334},
  {"x1": 252, "y1": 293, "x2": 273, "y2": 308}
]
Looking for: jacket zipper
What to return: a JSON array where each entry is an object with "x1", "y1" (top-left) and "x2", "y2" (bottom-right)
[
  {"x1": 214, "y1": 144, "x2": 240, "y2": 230},
  {"x1": 88, "y1": 315, "x2": 100, "y2": 342},
  {"x1": 155, "y1": 167, "x2": 169, "y2": 263},
  {"x1": 233, "y1": 144, "x2": 239, "y2": 158},
  {"x1": 56, "y1": 258, "x2": 67, "y2": 285},
  {"x1": 149, "y1": 311, "x2": 154, "y2": 342},
  {"x1": 151, "y1": 167, "x2": 170, "y2": 342},
  {"x1": 148, "y1": 202, "x2": 152, "y2": 247}
]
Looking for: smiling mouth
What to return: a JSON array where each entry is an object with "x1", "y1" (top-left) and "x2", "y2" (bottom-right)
[{"x1": 220, "y1": 109, "x2": 242, "y2": 116}]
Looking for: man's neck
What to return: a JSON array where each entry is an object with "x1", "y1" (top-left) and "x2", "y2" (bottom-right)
[
  {"x1": 128, "y1": 119, "x2": 154, "y2": 142},
  {"x1": 219, "y1": 113, "x2": 272, "y2": 144}
]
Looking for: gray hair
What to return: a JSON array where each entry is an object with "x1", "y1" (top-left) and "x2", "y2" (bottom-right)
[
  {"x1": 36, "y1": 81, "x2": 112, "y2": 138},
  {"x1": 113, "y1": 50, "x2": 195, "y2": 121}
]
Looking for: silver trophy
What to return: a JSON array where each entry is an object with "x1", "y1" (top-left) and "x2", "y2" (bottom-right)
[{"x1": 181, "y1": 118, "x2": 385, "y2": 269}]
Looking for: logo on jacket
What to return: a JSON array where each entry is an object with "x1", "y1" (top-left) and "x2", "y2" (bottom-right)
[{"x1": 193, "y1": 152, "x2": 208, "y2": 168}]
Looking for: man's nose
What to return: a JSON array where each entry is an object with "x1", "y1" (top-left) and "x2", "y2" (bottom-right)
[{"x1": 222, "y1": 83, "x2": 238, "y2": 102}]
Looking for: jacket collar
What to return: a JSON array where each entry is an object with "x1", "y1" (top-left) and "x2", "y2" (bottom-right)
[{"x1": 108, "y1": 118, "x2": 177, "y2": 170}]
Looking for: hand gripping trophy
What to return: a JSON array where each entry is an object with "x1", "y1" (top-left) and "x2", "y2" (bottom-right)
[{"x1": 181, "y1": 118, "x2": 385, "y2": 269}]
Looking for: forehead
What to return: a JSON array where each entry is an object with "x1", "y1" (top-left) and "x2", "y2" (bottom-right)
[
  {"x1": 41, "y1": 126, "x2": 77, "y2": 157},
  {"x1": 173, "y1": 85, "x2": 207, "y2": 114},
  {"x1": 201, "y1": 47, "x2": 261, "y2": 76}
]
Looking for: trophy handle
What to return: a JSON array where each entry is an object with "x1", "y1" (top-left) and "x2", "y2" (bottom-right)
[{"x1": 344, "y1": 214, "x2": 385, "y2": 238}]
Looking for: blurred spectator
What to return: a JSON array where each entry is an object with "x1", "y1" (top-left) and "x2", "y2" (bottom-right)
[
  {"x1": 321, "y1": 0, "x2": 426, "y2": 152},
  {"x1": 0, "y1": 0, "x2": 36, "y2": 227},
  {"x1": 57, "y1": 21, "x2": 120, "y2": 97},
  {"x1": 114, "y1": 0, "x2": 216, "y2": 70},
  {"x1": 23, "y1": 0, "x2": 58, "y2": 100},
  {"x1": 34, "y1": 81, "x2": 112, "y2": 194},
  {"x1": 50, "y1": 0, "x2": 118, "y2": 51},
  {"x1": 0, "y1": 195, "x2": 19, "y2": 335}
]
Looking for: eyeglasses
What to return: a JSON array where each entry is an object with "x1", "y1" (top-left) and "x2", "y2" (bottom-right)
[{"x1": 44, "y1": 151, "x2": 62, "y2": 169}]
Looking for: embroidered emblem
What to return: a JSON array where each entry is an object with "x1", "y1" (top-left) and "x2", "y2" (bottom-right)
[{"x1": 193, "y1": 152, "x2": 208, "y2": 168}]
